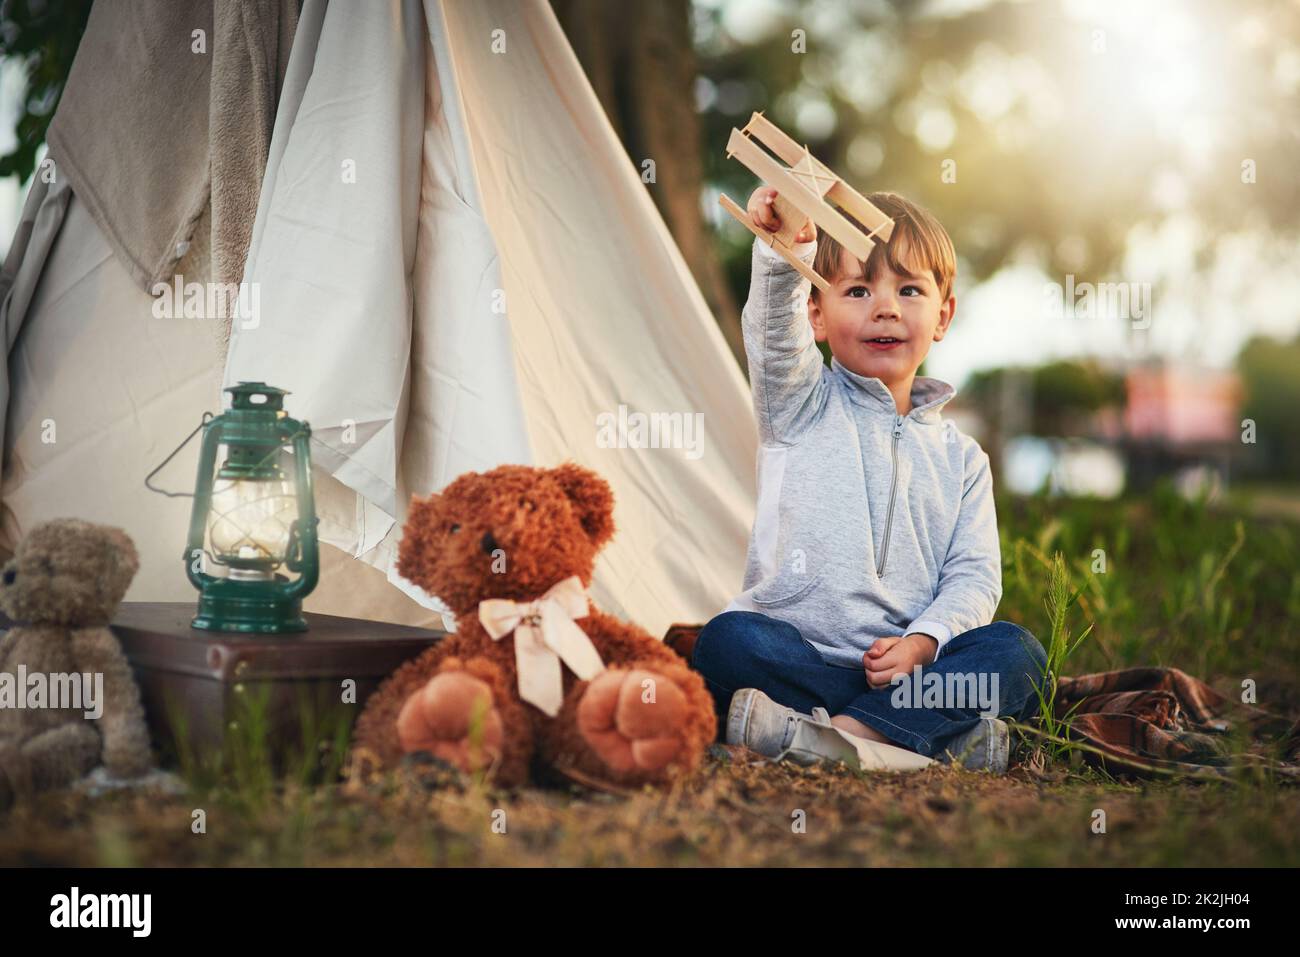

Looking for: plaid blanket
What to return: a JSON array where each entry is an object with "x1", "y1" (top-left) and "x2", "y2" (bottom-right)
[
  {"x1": 1053, "y1": 667, "x2": 1300, "y2": 781},
  {"x1": 663, "y1": 624, "x2": 1300, "y2": 781}
]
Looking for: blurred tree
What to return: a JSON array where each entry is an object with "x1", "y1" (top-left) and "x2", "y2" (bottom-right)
[
  {"x1": 965, "y1": 359, "x2": 1125, "y2": 437},
  {"x1": 551, "y1": 0, "x2": 743, "y2": 362},
  {"x1": 691, "y1": 0, "x2": 1300, "y2": 358},
  {"x1": 0, "y1": 0, "x2": 92, "y2": 182},
  {"x1": 959, "y1": 358, "x2": 1124, "y2": 482},
  {"x1": 1236, "y1": 335, "x2": 1300, "y2": 481}
]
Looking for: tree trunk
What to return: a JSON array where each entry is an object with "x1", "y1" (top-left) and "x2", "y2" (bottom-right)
[{"x1": 551, "y1": 0, "x2": 743, "y2": 366}]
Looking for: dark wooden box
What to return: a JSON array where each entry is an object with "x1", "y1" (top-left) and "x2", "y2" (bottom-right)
[{"x1": 107, "y1": 603, "x2": 445, "y2": 764}]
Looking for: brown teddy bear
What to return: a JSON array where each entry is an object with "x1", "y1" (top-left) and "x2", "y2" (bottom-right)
[
  {"x1": 352, "y1": 463, "x2": 717, "y2": 789},
  {"x1": 0, "y1": 519, "x2": 154, "y2": 809}
]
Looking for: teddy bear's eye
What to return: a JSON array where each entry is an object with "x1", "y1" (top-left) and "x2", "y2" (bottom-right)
[{"x1": 448, "y1": 523, "x2": 461, "y2": 534}]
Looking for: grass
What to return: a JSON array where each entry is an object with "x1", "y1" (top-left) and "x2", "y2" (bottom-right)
[
  {"x1": 997, "y1": 483, "x2": 1298, "y2": 691},
  {"x1": 1016, "y1": 551, "x2": 1092, "y2": 768},
  {"x1": 1, "y1": 482, "x2": 1297, "y2": 866},
  {"x1": 6, "y1": 748, "x2": 1299, "y2": 867}
]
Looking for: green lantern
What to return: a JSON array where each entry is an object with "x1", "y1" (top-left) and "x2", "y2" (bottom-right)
[{"x1": 184, "y1": 382, "x2": 319, "y2": 633}]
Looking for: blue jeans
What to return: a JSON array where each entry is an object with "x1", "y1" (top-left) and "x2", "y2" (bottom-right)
[{"x1": 692, "y1": 611, "x2": 1049, "y2": 757}]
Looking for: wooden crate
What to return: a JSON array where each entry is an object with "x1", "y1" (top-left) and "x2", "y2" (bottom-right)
[{"x1": 108, "y1": 603, "x2": 445, "y2": 764}]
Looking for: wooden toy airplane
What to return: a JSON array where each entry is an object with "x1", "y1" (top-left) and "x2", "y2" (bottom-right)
[{"x1": 719, "y1": 112, "x2": 895, "y2": 292}]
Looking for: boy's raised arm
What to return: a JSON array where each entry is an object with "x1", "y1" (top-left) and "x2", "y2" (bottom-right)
[
  {"x1": 904, "y1": 444, "x2": 1003, "y2": 659},
  {"x1": 741, "y1": 189, "x2": 828, "y2": 446}
]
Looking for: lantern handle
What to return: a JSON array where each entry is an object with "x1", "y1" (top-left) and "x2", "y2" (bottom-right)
[
  {"x1": 283, "y1": 426, "x2": 320, "y2": 599},
  {"x1": 144, "y1": 412, "x2": 215, "y2": 498}
]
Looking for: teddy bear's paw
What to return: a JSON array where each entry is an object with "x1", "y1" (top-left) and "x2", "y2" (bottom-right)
[
  {"x1": 576, "y1": 668, "x2": 689, "y2": 775},
  {"x1": 395, "y1": 671, "x2": 505, "y2": 774}
]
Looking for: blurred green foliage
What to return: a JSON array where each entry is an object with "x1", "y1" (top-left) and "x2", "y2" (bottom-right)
[
  {"x1": 999, "y1": 482, "x2": 1298, "y2": 687},
  {"x1": 0, "y1": 0, "x2": 92, "y2": 182},
  {"x1": 964, "y1": 359, "x2": 1125, "y2": 435},
  {"x1": 1236, "y1": 334, "x2": 1300, "y2": 482},
  {"x1": 693, "y1": 0, "x2": 1300, "y2": 326}
]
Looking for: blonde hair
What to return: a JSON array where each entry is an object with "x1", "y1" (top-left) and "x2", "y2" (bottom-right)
[{"x1": 811, "y1": 191, "x2": 956, "y2": 302}]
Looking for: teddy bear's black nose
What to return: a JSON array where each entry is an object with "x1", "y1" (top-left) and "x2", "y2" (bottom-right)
[
  {"x1": 2, "y1": 568, "x2": 14, "y2": 585},
  {"x1": 481, "y1": 530, "x2": 500, "y2": 555}
]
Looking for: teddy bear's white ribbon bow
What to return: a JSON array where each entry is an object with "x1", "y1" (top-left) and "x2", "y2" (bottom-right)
[{"x1": 477, "y1": 575, "x2": 606, "y2": 717}]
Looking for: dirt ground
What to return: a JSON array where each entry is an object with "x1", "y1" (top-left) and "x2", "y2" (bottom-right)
[{"x1": 2, "y1": 744, "x2": 1297, "y2": 867}]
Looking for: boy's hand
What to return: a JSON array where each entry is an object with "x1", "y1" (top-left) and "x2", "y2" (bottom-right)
[
  {"x1": 747, "y1": 186, "x2": 816, "y2": 243},
  {"x1": 863, "y1": 634, "x2": 939, "y2": 688}
]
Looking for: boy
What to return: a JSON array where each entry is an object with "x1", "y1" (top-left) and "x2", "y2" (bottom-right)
[{"x1": 692, "y1": 187, "x2": 1048, "y2": 774}]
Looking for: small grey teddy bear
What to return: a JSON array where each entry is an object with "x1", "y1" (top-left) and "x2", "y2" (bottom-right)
[{"x1": 0, "y1": 519, "x2": 154, "y2": 809}]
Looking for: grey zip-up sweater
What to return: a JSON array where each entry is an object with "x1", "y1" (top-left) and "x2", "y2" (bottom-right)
[{"x1": 722, "y1": 238, "x2": 1002, "y2": 668}]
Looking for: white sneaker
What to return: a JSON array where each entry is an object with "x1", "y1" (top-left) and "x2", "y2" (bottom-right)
[
  {"x1": 726, "y1": 688, "x2": 933, "y2": 772},
  {"x1": 937, "y1": 715, "x2": 1011, "y2": 774}
]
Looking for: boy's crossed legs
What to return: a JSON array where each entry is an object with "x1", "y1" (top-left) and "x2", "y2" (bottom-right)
[{"x1": 691, "y1": 610, "x2": 1048, "y2": 764}]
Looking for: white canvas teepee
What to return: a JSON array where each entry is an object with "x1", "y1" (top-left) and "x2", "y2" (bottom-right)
[
  {"x1": 222, "y1": 0, "x2": 759, "y2": 635},
  {"x1": 2, "y1": 0, "x2": 758, "y2": 638}
]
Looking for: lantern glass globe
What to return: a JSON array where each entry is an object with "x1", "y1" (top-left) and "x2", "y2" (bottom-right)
[{"x1": 208, "y1": 475, "x2": 297, "y2": 566}]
